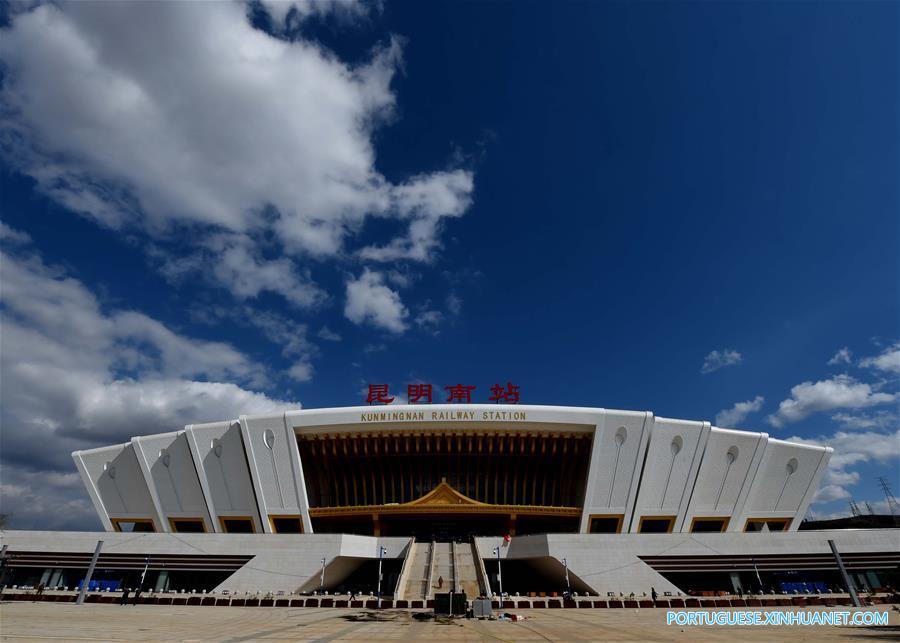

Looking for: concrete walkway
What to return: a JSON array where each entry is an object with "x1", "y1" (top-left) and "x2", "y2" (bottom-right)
[{"x1": 1, "y1": 602, "x2": 898, "y2": 641}]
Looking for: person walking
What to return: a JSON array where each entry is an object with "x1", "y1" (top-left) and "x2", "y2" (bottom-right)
[
  {"x1": 437, "y1": 575, "x2": 443, "y2": 589},
  {"x1": 120, "y1": 586, "x2": 130, "y2": 606},
  {"x1": 651, "y1": 587, "x2": 658, "y2": 605},
  {"x1": 132, "y1": 586, "x2": 142, "y2": 605}
]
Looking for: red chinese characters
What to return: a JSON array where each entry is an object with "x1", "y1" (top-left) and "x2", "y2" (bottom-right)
[
  {"x1": 445, "y1": 384, "x2": 476, "y2": 404},
  {"x1": 366, "y1": 384, "x2": 395, "y2": 405},
  {"x1": 365, "y1": 382, "x2": 519, "y2": 404},
  {"x1": 488, "y1": 382, "x2": 520, "y2": 404},
  {"x1": 407, "y1": 383, "x2": 433, "y2": 404}
]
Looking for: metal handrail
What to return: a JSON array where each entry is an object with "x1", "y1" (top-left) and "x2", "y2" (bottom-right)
[
  {"x1": 451, "y1": 541, "x2": 460, "y2": 593},
  {"x1": 423, "y1": 541, "x2": 435, "y2": 599}
]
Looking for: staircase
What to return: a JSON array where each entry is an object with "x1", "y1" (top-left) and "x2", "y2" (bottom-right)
[
  {"x1": 397, "y1": 540, "x2": 484, "y2": 600},
  {"x1": 430, "y1": 542, "x2": 453, "y2": 595},
  {"x1": 453, "y1": 541, "x2": 482, "y2": 597},
  {"x1": 399, "y1": 542, "x2": 432, "y2": 600}
]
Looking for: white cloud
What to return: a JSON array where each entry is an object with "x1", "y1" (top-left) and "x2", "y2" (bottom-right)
[
  {"x1": 184, "y1": 302, "x2": 318, "y2": 382},
  {"x1": 287, "y1": 361, "x2": 314, "y2": 382},
  {"x1": 446, "y1": 293, "x2": 462, "y2": 316},
  {"x1": 0, "y1": 244, "x2": 294, "y2": 493},
  {"x1": 0, "y1": 222, "x2": 31, "y2": 244},
  {"x1": 831, "y1": 410, "x2": 898, "y2": 430},
  {"x1": 767, "y1": 374, "x2": 896, "y2": 427},
  {"x1": 788, "y1": 429, "x2": 900, "y2": 507},
  {"x1": 358, "y1": 170, "x2": 475, "y2": 262},
  {"x1": 317, "y1": 326, "x2": 342, "y2": 342},
  {"x1": 0, "y1": 465, "x2": 100, "y2": 530},
  {"x1": 828, "y1": 347, "x2": 853, "y2": 366},
  {"x1": 715, "y1": 395, "x2": 764, "y2": 427},
  {"x1": 415, "y1": 309, "x2": 443, "y2": 329},
  {"x1": 701, "y1": 349, "x2": 742, "y2": 374},
  {"x1": 859, "y1": 342, "x2": 900, "y2": 374},
  {"x1": 259, "y1": 0, "x2": 372, "y2": 31},
  {"x1": 344, "y1": 269, "x2": 408, "y2": 332},
  {"x1": 237, "y1": 308, "x2": 317, "y2": 382},
  {"x1": 0, "y1": 2, "x2": 474, "y2": 304},
  {"x1": 204, "y1": 234, "x2": 326, "y2": 309},
  {"x1": 811, "y1": 485, "x2": 851, "y2": 504}
]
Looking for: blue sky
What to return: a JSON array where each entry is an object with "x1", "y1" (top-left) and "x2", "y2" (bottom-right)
[{"x1": 0, "y1": 1, "x2": 897, "y2": 530}]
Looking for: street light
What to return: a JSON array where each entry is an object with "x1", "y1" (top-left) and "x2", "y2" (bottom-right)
[
  {"x1": 139, "y1": 555, "x2": 150, "y2": 591},
  {"x1": 562, "y1": 558, "x2": 570, "y2": 597},
  {"x1": 376, "y1": 546, "x2": 386, "y2": 609},
  {"x1": 492, "y1": 545, "x2": 503, "y2": 599}
]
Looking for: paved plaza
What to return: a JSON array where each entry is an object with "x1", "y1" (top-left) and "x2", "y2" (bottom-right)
[{"x1": 1, "y1": 602, "x2": 899, "y2": 642}]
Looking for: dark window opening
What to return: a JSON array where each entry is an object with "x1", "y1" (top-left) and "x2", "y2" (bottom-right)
[
  {"x1": 221, "y1": 518, "x2": 255, "y2": 533},
  {"x1": 589, "y1": 516, "x2": 622, "y2": 533},
  {"x1": 745, "y1": 519, "x2": 790, "y2": 532},
  {"x1": 691, "y1": 519, "x2": 727, "y2": 533},
  {"x1": 113, "y1": 520, "x2": 155, "y2": 533},
  {"x1": 639, "y1": 517, "x2": 674, "y2": 533},
  {"x1": 271, "y1": 516, "x2": 304, "y2": 533},
  {"x1": 170, "y1": 519, "x2": 205, "y2": 533}
]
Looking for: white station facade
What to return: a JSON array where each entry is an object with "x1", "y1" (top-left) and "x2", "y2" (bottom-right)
[
  {"x1": 71, "y1": 405, "x2": 832, "y2": 537},
  {"x1": 3, "y1": 404, "x2": 897, "y2": 600}
]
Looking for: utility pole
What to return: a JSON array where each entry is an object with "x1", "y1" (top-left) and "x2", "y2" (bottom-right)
[
  {"x1": 492, "y1": 545, "x2": 503, "y2": 598},
  {"x1": 76, "y1": 540, "x2": 103, "y2": 605},
  {"x1": 376, "y1": 546, "x2": 386, "y2": 609},
  {"x1": 849, "y1": 500, "x2": 861, "y2": 517}
]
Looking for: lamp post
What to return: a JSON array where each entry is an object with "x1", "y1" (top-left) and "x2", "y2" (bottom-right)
[
  {"x1": 376, "y1": 546, "x2": 386, "y2": 609},
  {"x1": 493, "y1": 546, "x2": 503, "y2": 599},
  {"x1": 320, "y1": 557, "x2": 326, "y2": 595},
  {"x1": 139, "y1": 555, "x2": 150, "y2": 591},
  {"x1": 76, "y1": 540, "x2": 103, "y2": 605},
  {"x1": 563, "y1": 558, "x2": 571, "y2": 597},
  {"x1": 751, "y1": 556, "x2": 762, "y2": 593}
]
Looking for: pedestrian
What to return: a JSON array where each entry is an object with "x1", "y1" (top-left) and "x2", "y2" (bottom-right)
[
  {"x1": 120, "y1": 586, "x2": 130, "y2": 606},
  {"x1": 651, "y1": 587, "x2": 658, "y2": 604},
  {"x1": 132, "y1": 586, "x2": 142, "y2": 605},
  {"x1": 437, "y1": 575, "x2": 443, "y2": 589},
  {"x1": 35, "y1": 582, "x2": 45, "y2": 597}
]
